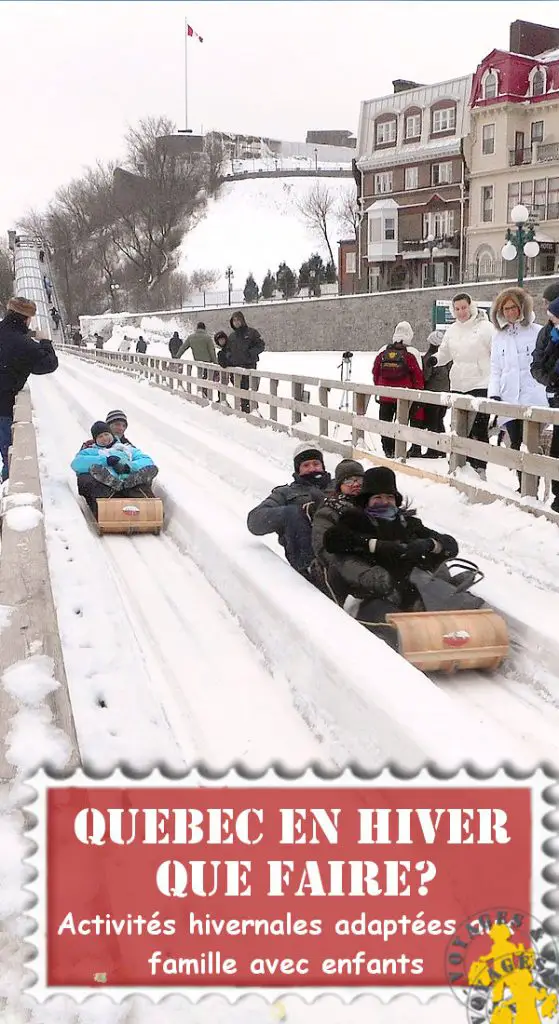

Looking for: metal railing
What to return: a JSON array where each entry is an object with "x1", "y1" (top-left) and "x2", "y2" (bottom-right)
[{"x1": 60, "y1": 345, "x2": 559, "y2": 522}]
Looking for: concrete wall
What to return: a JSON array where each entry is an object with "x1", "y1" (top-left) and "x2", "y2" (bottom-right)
[{"x1": 82, "y1": 275, "x2": 558, "y2": 353}]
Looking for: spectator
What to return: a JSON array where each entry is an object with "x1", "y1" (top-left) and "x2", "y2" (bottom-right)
[
  {"x1": 118, "y1": 335, "x2": 131, "y2": 354},
  {"x1": 94, "y1": 333, "x2": 104, "y2": 350},
  {"x1": 372, "y1": 321, "x2": 425, "y2": 459},
  {"x1": 50, "y1": 306, "x2": 61, "y2": 329},
  {"x1": 0, "y1": 297, "x2": 58, "y2": 482},
  {"x1": 434, "y1": 292, "x2": 493, "y2": 479},
  {"x1": 531, "y1": 282, "x2": 559, "y2": 512},
  {"x1": 421, "y1": 329, "x2": 450, "y2": 458},
  {"x1": 225, "y1": 311, "x2": 265, "y2": 414},
  {"x1": 136, "y1": 335, "x2": 147, "y2": 354},
  {"x1": 43, "y1": 275, "x2": 53, "y2": 302},
  {"x1": 489, "y1": 287, "x2": 546, "y2": 491},
  {"x1": 72, "y1": 329, "x2": 83, "y2": 347},
  {"x1": 169, "y1": 331, "x2": 182, "y2": 358},
  {"x1": 177, "y1": 321, "x2": 216, "y2": 398},
  {"x1": 214, "y1": 331, "x2": 230, "y2": 403}
]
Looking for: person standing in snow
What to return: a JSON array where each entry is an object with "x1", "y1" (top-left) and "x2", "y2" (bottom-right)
[
  {"x1": 0, "y1": 297, "x2": 58, "y2": 482},
  {"x1": 247, "y1": 441, "x2": 331, "y2": 577},
  {"x1": 214, "y1": 330, "x2": 230, "y2": 403},
  {"x1": 530, "y1": 282, "x2": 559, "y2": 513},
  {"x1": 177, "y1": 321, "x2": 216, "y2": 399},
  {"x1": 118, "y1": 335, "x2": 132, "y2": 354},
  {"x1": 488, "y1": 287, "x2": 546, "y2": 491},
  {"x1": 421, "y1": 329, "x2": 450, "y2": 458},
  {"x1": 372, "y1": 321, "x2": 425, "y2": 459},
  {"x1": 225, "y1": 311, "x2": 265, "y2": 414},
  {"x1": 43, "y1": 275, "x2": 53, "y2": 303},
  {"x1": 136, "y1": 335, "x2": 147, "y2": 354},
  {"x1": 432, "y1": 292, "x2": 493, "y2": 479},
  {"x1": 169, "y1": 331, "x2": 182, "y2": 358}
]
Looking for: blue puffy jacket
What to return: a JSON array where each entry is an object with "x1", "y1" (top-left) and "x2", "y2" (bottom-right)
[{"x1": 71, "y1": 441, "x2": 155, "y2": 480}]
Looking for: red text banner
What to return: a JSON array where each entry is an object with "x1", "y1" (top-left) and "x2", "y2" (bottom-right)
[{"x1": 45, "y1": 786, "x2": 531, "y2": 987}]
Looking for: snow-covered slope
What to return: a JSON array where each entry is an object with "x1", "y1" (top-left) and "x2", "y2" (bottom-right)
[{"x1": 179, "y1": 174, "x2": 351, "y2": 292}]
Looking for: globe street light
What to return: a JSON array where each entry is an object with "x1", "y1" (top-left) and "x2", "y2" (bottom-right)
[
  {"x1": 500, "y1": 204, "x2": 540, "y2": 287},
  {"x1": 423, "y1": 232, "x2": 440, "y2": 288}
]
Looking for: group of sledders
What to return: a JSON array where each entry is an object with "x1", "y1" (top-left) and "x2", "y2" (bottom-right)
[
  {"x1": 71, "y1": 410, "x2": 158, "y2": 517},
  {"x1": 247, "y1": 442, "x2": 459, "y2": 629}
]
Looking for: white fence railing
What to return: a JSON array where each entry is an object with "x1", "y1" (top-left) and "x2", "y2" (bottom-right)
[{"x1": 60, "y1": 345, "x2": 559, "y2": 520}]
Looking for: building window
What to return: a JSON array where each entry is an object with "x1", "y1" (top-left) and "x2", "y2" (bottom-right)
[
  {"x1": 405, "y1": 113, "x2": 421, "y2": 139},
  {"x1": 531, "y1": 120, "x2": 544, "y2": 144},
  {"x1": 431, "y1": 161, "x2": 452, "y2": 185},
  {"x1": 404, "y1": 165, "x2": 418, "y2": 190},
  {"x1": 531, "y1": 68, "x2": 546, "y2": 97},
  {"x1": 376, "y1": 120, "x2": 397, "y2": 145},
  {"x1": 368, "y1": 265, "x2": 380, "y2": 291},
  {"x1": 423, "y1": 210, "x2": 455, "y2": 237},
  {"x1": 374, "y1": 171, "x2": 393, "y2": 194},
  {"x1": 483, "y1": 71, "x2": 498, "y2": 100},
  {"x1": 368, "y1": 217, "x2": 382, "y2": 243},
  {"x1": 482, "y1": 123, "x2": 495, "y2": 155},
  {"x1": 481, "y1": 185, "x2": 494, "y2": 223},
  {"x1": 507, "y1": 182, "x2": 520, "y2": 220},
  {"x1": 534, "y1": 178, "x2": 546, "y2": 220},
  {"x1": 548, "y1": 178, "x2": 559, "y2": 220},
  {"x1": 345, "y1": 251, "x2": 356, "y2": 274},
  {"x1": 432, "y1": 107, "x2": 456, "y2": 133},
  {"x1": 385, "y1": 218, "x2": 396, "y2": 240}
]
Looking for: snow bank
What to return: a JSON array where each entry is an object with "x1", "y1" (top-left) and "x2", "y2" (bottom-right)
[
  {"x1": 2, "y1": 656, "x2": 73, "y2": 774},
  {"x1": 4, "y1": 507, "x2": 43, "y2": 531}
]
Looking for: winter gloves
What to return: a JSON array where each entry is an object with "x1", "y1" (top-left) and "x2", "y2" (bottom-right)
[
  {"x1": 324, "y1": 527, "x2": 443, "y2": 565},
  {"x1": 106, "y1": 455, "x2": 131, "y2": 475}
]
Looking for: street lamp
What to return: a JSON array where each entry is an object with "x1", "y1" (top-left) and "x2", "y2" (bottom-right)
[
  {"x1": 225, "y1": 265, "x2": 234, "y2": 305},
  {"x1": 423, "y1": 233, "x2": 440, "y2": 288},
  {"x1": 500, "y1": 204, "x2": 540, "y2": 287}
]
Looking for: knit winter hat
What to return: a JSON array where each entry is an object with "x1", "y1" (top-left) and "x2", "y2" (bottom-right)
[
  {"x1": 7, "y1": 296, "x2": 36, "y2": 319},
  {"x1": 356, "y1": 467, "x2": 402, "y2": 506},
  {"x1": 334, "y1": 459, "x2": 364, "y2": 489},
  {"x1": 547, "y1": 297, "x2": 559, "y2": 319},
  {"x1": 543, "y1": 281, "x2": 559, "y2": 303},
  {"x1": 91, "y1": 420, "x2": 111, "y2": 440},
  {"x1": 293, "y1": 440, "x2": 324, "y2": 474},
  {"x1": 392, "y1": 321, "x2": 414, "y2": 344},
  {"x1": 105, "y1": 409, "x2": 128, "y2": 428}
]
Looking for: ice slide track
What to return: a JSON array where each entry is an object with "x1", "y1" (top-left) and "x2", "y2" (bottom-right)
[{"x1": 32, "y1": 358, "x2": 559, "y2": 767}]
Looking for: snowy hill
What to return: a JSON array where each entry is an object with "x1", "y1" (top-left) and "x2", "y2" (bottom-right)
[{"x1": 179, "y1": 172, "x2": 353, "y2": 295}]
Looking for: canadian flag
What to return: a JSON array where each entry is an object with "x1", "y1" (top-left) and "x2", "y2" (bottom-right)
[{"x1": 186, "y1": 23, "x2": 203, "y2": 42}]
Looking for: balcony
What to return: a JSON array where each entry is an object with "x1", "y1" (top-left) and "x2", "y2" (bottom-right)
[
  {"x1": 400, "y1": 232, "x2": 460, "y2": 254},
  {"x1": 508, "y1": 148, "x2": 532, "y2": 166},
  {"x1": 536, "y1": 143, "x2": 559, "y2": 163}
]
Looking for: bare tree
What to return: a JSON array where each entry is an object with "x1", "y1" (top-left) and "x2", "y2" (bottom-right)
[
  {"x1": 0, "y1": 245, "x2": 13, "y2": 309},
  {"x1": 295, "y1": 181, "x2": 337, "y2": 265},
  {"x1": 337, "y1": 185, "x2": 360, "y2": 242}
]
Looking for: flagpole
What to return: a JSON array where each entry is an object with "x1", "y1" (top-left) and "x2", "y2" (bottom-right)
[{"x1": 184, "y1": 15, "x2": 188, "y2": 131}]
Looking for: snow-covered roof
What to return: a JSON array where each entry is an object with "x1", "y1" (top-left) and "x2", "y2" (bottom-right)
[{"x1": 358, "y1": 136, "x2": 462, "y2": 171}]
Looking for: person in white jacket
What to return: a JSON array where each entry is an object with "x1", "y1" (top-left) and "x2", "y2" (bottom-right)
[
  {"x1": 488, "y1": 287, "x2": 547, "y2": 488},
  {"x1": 433, "y1": 292, "x2": 494, "y2": 478}
]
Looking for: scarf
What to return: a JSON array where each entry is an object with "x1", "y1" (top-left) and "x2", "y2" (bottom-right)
[{"x1": 366, "y1": 503, "x2": 399, "y2": 521}]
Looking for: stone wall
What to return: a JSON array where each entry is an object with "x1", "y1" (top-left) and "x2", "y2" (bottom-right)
[{"x1": 82, "y1": 276, "x2": 558, "y2": 353}]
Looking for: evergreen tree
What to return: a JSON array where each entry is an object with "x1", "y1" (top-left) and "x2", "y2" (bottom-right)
[
  {"x1": 243, "y1": 272, "x2": 259, "y2": 303},
  {"x1": 261, "y1": 270, "x2": 276, "y2": 299},
  {"x1": 298, "y1": 259, "x2": 311, "y2": 290},
  {"x1": 299, "y1": 253, "x2": 325, "y2": 295},
  {"x1": 276, "y1": 262, "x2": 297, "y2": 299},
  {"x1": 324, "y1": 260, "x2": 338, "y2": 284}
]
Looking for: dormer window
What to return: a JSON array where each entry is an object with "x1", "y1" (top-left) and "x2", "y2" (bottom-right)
[
  {"x1": 432, "y1": 106, "x2": 456, "y2": 134},
  {"x1": 531, "y1": 67, "x2": 546, "y2": 96},
  {"x1": 483, "y1": 70, "x2": 498, "y2": 100},
  {"x1": 375, "y1": 119, "x2": 397, "y2": 146}
]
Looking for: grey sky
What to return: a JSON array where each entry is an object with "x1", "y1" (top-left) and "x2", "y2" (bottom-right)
[{"x1": 1, "y1": 0, "x2": 557, "y2": 237}]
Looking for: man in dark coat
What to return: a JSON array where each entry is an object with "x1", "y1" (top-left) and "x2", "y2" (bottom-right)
[
  {"x1": 0, "y1": 297, "x2": 58, "y2": 481},
  {"x1": 422, "y1": 329, "x2": 450, "y2": 458},
  {"x1": 225, "y1": 311, "x2": 265, "y2": 413},
  {"x1": 320, "y1": 466, "x2": 458, "y2": 618},
  {"x1": 136, "y1": 336, "x2": 147, "y2": 354},
  {"x1": 530, "y1": 280, "x2": 559, "y2": 512},
  {"x1": 169, "y1": 331, "x2": 182, "y2": 358},
  {"x1": 247, "y1": 441, "x2": 331, "y2": 576}
]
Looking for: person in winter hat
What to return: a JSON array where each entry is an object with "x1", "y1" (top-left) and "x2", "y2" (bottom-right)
[
  {"x1": 421, "y1": 329, "x2": 450, "y2": 458},
  {"x1": 177, "y1": 321, "x2": 216, "y2": 400},
  {"x1": 169, "y1": 331, "x2": 182, "y2": 358},
  {"x1": 319, "y1": 466, "x2": 458, "y2": 616},
  {"x1": 71, "y1": 421, "x2": 158, "y2": 517},
  {"x1": 214, "y1": 331, "x2": 230, "y2": 403},
  {"x1": 531, "y1": 281, "x2": 559, "y2": 511},
  {"x1": 372, "y1": 321, "x2": 425, "y2": 459},
  {"x1": 310, "y1": 459, "x2": 364, "y2": 598},
  {"x1": 225, "y1": 311, "x2": 265, "y2": 414},
  {"x1": 489, "y1": 288, "x2": 547, "y2": 491},
  {"x1": 79, "y1": 409, "x2": 133, "y2": 451},
  {"x1": 247, "y1": 441, "x2": 331, "y2": 577},
  {"x1": 136, "y1": 335, "x2": 147, "y2": 354},
  {"x1": 434, "y1": 292, "x2": 493, "y2": 478},
  {"x1": 0, "y1": 297, "x2": 58, "y2": 482}
]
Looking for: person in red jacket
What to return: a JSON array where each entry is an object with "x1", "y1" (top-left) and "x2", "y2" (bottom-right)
[{"x1": 372, "y1": 321, "x2": 425, "y2": 459}]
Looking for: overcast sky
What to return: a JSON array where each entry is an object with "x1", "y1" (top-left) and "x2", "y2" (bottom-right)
[{"x1": 1, "y1": 0, "x2": 558, "y2": 237}]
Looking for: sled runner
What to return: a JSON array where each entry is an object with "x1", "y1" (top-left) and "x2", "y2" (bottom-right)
[
  {"x1": 357, "y1": 559, "x2": 509, "y2": 673},
  {"x1": 80, "y1": 491, "x2": 164, "y2": 535}
]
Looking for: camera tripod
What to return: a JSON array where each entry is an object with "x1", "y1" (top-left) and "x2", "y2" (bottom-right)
[{"x1": 337, "y1": 351, "x2": 353, "y2": 411}]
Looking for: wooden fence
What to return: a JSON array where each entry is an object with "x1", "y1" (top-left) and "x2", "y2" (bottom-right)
[
  {"x1": 0, "y1": 388, "x2": 79, "y2": 781},
  {"x1": 62, "y1": 345, "x2": 559, "y2": 522}
]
